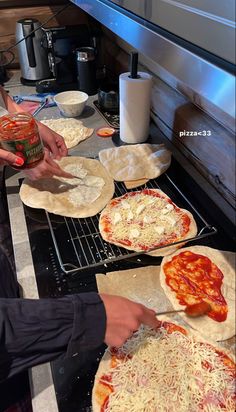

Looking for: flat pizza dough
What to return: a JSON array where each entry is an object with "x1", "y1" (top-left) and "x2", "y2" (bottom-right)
[
  {"x1": 160, "y1": 246, "x2": 236, "y2": 341},
  {"x1": 92, "y1": 320, "x2": 235, "y2": 412},
  {"x1": 98, "y1": 143, "x2": 171, "y2": 181},
  {"x1": 124, "y1": 178, "x2": 149, "y2": 189},
  {"x1": 99, "y1": 189, "x2": 197, "y2": 257},
  {"x1": 19, "y1": 157, "x2": 114, "y2": 218},
  {"x1": 41, "y1": 118, "x2": 93, "y2": 148}
]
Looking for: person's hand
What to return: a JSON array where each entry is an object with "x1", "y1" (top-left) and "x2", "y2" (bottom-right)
[
  {"x1": 0, "y1": 147, "x2": 72, "y2": 179},
  {"x1": 23, "y1": 149, "x2": 73, "y2": 180},
  {"x1": 0, "y1": 148, "x2": 25, "y2": 167},
  {"x1": 0, "y1": 86, "x2": 67, "y2": 160},
  {"x1": 0, "y1": 85, "x2": 22, "y2": 113},
  {"x1": 100, "y1": 294, "x2": 160, "y2": 347},
  {"x1": 37, "y1": 122, "x2": 68, "y2": 160}
]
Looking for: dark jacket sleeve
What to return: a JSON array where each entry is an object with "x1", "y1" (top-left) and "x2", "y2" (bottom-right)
[{"x1": 0, "y1": 293, "x2": 106, "y2": 382}]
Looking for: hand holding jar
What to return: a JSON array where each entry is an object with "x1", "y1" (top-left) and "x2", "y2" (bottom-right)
[
  {"x1": 0, "y1": 112, "x2": 72, "y2": 179},
  {"x1": 0, "y1": 112, "x2": 44, "y2": 169},
  {"x1": 23, "y1": 148, "x2": 73, "y2": 180}
]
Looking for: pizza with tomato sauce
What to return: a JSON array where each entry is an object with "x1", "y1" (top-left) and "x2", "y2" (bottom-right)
[
  {"x1": 99, "y1": 189, "x2": 197, "y2": 256},
  {"x1": 92, "y1": 321, "x2": 236, "y2": 412},
  {"x1": 160, "y1": 246, "x2": 236, "y2": 341}
]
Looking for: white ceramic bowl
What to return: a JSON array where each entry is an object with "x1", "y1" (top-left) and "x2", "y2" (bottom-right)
[{"x1": 54, "y1": 90, "x2": 88, "y2": 117}]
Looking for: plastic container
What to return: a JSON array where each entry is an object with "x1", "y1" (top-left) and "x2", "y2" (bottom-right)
[{"x1": 0, "y1": 112, "x2": 44, "y2": 169}]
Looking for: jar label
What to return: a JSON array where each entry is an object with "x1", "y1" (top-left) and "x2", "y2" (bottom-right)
[{"x1": 0, "y1": 133, "x2": 44, "y2": 167}]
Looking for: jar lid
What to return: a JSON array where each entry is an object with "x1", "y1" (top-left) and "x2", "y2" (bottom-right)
[{"x1": 96, "y1": 126, "x2": 116, "y2": 137}]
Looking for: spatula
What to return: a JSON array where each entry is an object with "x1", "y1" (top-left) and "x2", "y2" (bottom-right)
[{"x1": 156, "y1": 302, "x2": 211, "y2": 318}]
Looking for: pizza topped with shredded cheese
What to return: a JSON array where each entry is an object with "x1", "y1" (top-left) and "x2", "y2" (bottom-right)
[
  {"x1": 99, "y1": 189, "x2": 197, "y2": 255},
  {"x1": 92, "y1": 322, "x2": 236, "y2": 412}
]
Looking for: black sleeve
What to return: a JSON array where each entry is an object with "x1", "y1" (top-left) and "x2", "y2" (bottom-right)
[{"x1": 0, "y1": 293, "x2": 106, "y2": 382}]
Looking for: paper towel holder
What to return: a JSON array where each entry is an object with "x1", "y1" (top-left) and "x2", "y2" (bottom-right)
[
  {"x1": 129, "y1": 51, "x2": 140, "y2": 79},
  {"x1": 119, "y1": 51, "x2": 152, "y2": 144}
]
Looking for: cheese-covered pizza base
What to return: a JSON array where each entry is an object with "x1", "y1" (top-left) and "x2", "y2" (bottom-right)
[
  {"x1": 92, "y1": 322, "x2": 235, "y2": 412},
  {"x1": 20, "y1": 157, "x2": 114, "y2": 218},
  {"x1": 160, "y1": 246, "x2": 236, "y2": 341},
  {"x1": 41, "y1": 118, "x2": 93, "y2": 148},
  {"x1": 99, "y1": 189, "x2": 197, "y2": 256}
]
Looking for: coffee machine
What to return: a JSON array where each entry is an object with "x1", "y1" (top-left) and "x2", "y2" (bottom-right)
[
  {"x1": 16, "y1": 18, "x2": 51, "y2": 84},
  {"x1": 36, "y1": 24, "x2": 95, "y2": 93}
]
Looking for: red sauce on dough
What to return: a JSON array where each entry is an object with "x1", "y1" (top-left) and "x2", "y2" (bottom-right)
[
  {"x1": 117, "y1": 238, "x2": 132, "y2": 247},
  {"x1": 99, "y1": 373, "x2": 113, "y2": 390},
  {"x1": 100, "y1": 374, "x2": 112, "y2": 383},
  {"x1": 163, "y1": 251, "x2": 228, "y2": 322},
  {"x1": 101, "y1": 216, "x2": 112, "y2": 234},
  {"x1": 101, "y1": 395, "x2": 110, "y2": 412},
  {"x1": 200, "y1": 343, "x2": 236, "y2": 378},
  {"x1": 98, "y1": 374, "x2": 113, "y2": 411},
  {"x1": 160, "y1": 321, "x2": 188, "y2": 335},
  {"x1": 110, "y1": 347, "x2": 132, "y2": 367}
]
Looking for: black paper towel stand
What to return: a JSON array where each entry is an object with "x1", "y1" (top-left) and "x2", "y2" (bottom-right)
[{"x1": 129, "y1": 51, "x2": 140, "y2": 79}]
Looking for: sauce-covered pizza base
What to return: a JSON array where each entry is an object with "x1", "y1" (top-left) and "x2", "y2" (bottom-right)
[{"x1": 160, "y1": 246, "x2": 236, "y2": 341}]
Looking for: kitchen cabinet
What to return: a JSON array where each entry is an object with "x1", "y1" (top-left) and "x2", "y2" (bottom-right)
[{"x1": 112, "y1": 0, "x2": 235, "y2": 64}]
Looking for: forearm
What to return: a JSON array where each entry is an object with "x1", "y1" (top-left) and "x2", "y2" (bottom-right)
[
  {"x1": 0, "y1": 86, "x2": 22, "y2": 113},
  {"x1": 0, "y1": 293, "x2": 106, "y2": 382}
]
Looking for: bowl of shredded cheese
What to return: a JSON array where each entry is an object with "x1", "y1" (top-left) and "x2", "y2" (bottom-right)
[{"x1": 54, "y1": 90, "x2": 88, "y2": 117}]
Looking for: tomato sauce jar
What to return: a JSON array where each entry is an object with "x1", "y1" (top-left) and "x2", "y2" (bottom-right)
[{"x1": 0, "y1": 112, "x2": 44, "y2": 169}]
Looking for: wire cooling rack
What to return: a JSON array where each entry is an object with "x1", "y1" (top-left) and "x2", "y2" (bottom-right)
[{"x1": 45, "y1": 173, "x2": 217, "y2": 274}]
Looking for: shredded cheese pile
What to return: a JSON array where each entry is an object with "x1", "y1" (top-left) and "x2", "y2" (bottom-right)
[
  {"x1": 104, "y1": 192, "x2": 187, "y2": 249},
  {"x1": 102, "y1": 326, "x2": 235, "y2": 412}
]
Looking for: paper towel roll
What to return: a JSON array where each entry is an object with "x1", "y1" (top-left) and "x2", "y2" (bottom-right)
[{"x1": 119, "y1": 72, "x2": 152, "y2": 144}]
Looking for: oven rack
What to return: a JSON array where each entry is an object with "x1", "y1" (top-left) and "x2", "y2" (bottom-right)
[{"x1": 46, "y1": 174, "x2": 217, "y2": 274}]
